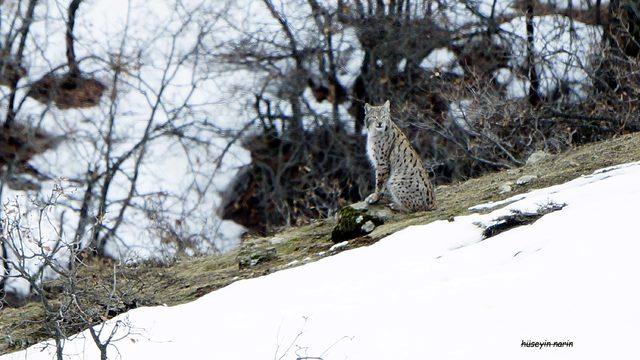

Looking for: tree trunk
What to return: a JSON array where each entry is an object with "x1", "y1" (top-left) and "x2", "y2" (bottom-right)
[
  {"x1": 4, "y1": 0, "x2": 38, "y2": 129},
  {"x1": 66, "y1": 0, "x2": 84, "y2": 75},
  {"x1": 526, "y1": 0, "x2": 541, "y2": 105}
]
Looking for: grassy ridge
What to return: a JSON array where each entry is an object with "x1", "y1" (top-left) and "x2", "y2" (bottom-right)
[{"x1": 2, "y1": 132, "x2": 640, "y2": 354}]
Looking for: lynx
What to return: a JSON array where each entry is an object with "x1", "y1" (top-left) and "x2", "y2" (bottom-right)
[{"x1": 364, "y1": 100, "x2": 436, "y2": 212}]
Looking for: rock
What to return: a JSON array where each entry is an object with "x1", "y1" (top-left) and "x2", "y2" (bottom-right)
[
  {"x1": 526, "y1": 150, "x2": 550, "y2": 165},
  {"x1": 361, "y1": 220, "x2": 376, "y2": 233},
  {"x1": 498, "y1": 182, "x2": 513, "y2": 194},
  {"x1": 331, "y1": 205, "x2": 385, "y2": 243},
  {"x1": 268, "y1": 237, "x2": 285, "y2": 245},
  {"x1": 516, "y1": 174, "x2": 537, "y2": 185},
  {"x1": 329, "y1": 241, "x2": 349, "y2": 251},
  {"x1": 349, "y1": 201, "x2": 369, "y2": 211},
  {"x1": 237, "y1": 246, "x2": 277, "y2": 269},
  {"x1": 349, "y1": 201, "x2": 395, "y2": 222}
]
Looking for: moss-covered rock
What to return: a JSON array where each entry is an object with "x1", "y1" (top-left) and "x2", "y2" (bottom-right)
[{"x1": 331, "y1": 204, "x2": 386, "y2": 243}]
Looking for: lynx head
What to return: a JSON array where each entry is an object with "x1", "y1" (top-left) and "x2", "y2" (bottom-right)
[{"x1": 364, "y1": 100, "x2": 391, "y2": 135}]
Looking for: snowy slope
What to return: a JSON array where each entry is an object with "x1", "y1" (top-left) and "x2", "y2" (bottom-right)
[{"x1": 4, "y1": 161, "x2": 640, "y2": 359}]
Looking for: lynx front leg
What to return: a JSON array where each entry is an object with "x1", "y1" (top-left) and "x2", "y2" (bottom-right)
[
  {"x1": 366, "y1": 163, "x2": 390, "y2": 204},
  {"x1": 365, "y1": 192, "x2": 380, "y2": 204}
]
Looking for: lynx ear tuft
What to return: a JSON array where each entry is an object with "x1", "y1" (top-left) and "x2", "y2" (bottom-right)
[{"x1": 383, "y1": 100, "x2": 390, "y2": 109}]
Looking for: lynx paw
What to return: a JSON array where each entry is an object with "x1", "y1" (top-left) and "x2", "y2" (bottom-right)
[
  {"x1": 365, "y1": 192, "x2": 381, "y2": 204},
  {"x1": 387, "y1": 202, "x2": 405, "y2": 212}
]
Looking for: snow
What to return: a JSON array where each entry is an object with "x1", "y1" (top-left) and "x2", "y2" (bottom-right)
[
  {"x1": 493, "y1": 67, "x2": 530, "y2": 99},
  {"x1": 420, "y1": 47, "x2": 464, "y2": 76},
  {"x1": 434, "y1": 0, "x2": 516, "y2": 29},
  {"x1": 5, "y1": 161, "x2": 640, "y2": 359},
  {"x1": 448, "y1": 98, "x2": 475, "y2": 132},
  {"x1": 470, "y1": 161, "x2": 640, "y2": 212},
  {"x1": 539, "y1": 0, "x2": 610, "y2": 10},
  {"x1": 495, "y1": 15, "x2": 602, "y2": 101}
]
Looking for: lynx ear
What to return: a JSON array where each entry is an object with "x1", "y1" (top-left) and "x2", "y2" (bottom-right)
[
  {"x1": 364, "y1": 103, "x2": 372, "y2": 113},
  {"x1": 383, "y1": 100, "x2": 390, "y2": 110}
]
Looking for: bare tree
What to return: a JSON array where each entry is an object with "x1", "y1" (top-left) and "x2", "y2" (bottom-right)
[
  {"x1": 0, "y1": 0, "x2": 239, "y2": 301},
  {"x1": 525, "y1": 0, "x2": 541, "y2": 105},
  {"x1": 1, "y1": 182, "x2": 137, "y2": 359}
]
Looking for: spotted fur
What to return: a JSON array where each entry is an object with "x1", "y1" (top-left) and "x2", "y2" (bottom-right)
[{"x1": 364, "y1": 100, "x2": 436, "y2": 212}]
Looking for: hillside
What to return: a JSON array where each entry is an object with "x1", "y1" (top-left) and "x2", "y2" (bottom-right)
[{"x1": 2, "y1": 132, "x2": 640, "y2": 356}]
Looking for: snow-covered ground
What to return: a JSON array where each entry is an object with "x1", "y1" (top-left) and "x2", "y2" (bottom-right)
[
  {"x1": 4, "y1": 161, "x2": 640, "y2": 359},
  {"x1": 494, "y1": 15, "x2": 602, "y2": 102}
]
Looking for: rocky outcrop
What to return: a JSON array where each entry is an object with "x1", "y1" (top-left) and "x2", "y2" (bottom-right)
[{"x1": 331, "y1": 201, "x2": 400, "y2": 243}]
